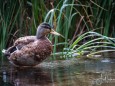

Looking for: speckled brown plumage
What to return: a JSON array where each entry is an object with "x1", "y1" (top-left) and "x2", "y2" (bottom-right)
[
  {"x1": 9, "y1": 37, "x2": 52, "y2": 66},
  {"x1": 5, "y1": 36, "x2": 36, "y2": 53}
]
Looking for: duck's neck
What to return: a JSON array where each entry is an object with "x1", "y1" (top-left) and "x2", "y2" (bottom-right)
[
  {"x1": 36, "y1": 30, "x2": 43, "y2": 39},
  {"x1": 36, "y1": 32, "x2": 46, "y2": 39}
]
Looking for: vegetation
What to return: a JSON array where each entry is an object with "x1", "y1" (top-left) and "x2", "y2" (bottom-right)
[{"x1": 0, "y1": 0, "x2": 115, "y2": 61}]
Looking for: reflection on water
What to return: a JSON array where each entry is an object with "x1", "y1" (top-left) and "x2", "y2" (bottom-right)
[{"x1": 0, "y1": 58, "x2": 115, "y2": 86}]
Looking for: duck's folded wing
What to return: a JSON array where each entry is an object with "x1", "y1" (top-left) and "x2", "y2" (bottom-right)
[{"x1": 2, "y1": 36, "x2": 36, "y2": 56}]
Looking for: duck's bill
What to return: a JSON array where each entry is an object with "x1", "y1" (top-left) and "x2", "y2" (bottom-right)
[{"x1": 50, "y1": 29, "x2": 64, "y2": 38}]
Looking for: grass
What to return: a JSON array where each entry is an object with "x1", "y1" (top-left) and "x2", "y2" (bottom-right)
[
  {"x1": 51, "y1": 31, "x2": 115, "y2": 59},
  {"x1": 44, "y1": 0, "x2": 115, "y2": 59},
  {"x1": 0, "y1": 0, "x2": 21, "y2": 62},
  {"x1": 70, "y1": 31, "x2": 115, "y2": 57},
  {"x1": 0, "y1": 0, "x2": 115, "y2": 61}
]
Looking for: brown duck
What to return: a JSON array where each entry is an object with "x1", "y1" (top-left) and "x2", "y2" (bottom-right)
[{"x1": 2, "y1": 23, "x2": 62, "y2": 67}]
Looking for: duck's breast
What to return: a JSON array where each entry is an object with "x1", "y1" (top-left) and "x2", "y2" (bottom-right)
[{"x1": 34, "y1": 39, "x2": 53, "y2": 61}]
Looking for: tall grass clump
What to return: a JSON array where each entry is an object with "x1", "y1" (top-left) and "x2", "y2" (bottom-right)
[
  {"x1": 70, "y1": 31, "x2": 115, "y2": 57},
  {"x1": 51, "y1": 31, "x2": 115, "y2": 59},
  {"x1": 44, "y1": 0, "x2": 81, "y2": 55},
  {"x1": 0, "y1": 0, "x2": 22, "y2": 62},
  {"x1": 30, "y1": 0, "x2": 47, "y2": 34},
  {"x1": 44, "y1": 0, "x2": 115, "y2": 59},
  {"x1": 89, "y1": 0, "x2": 114, "y2": 36}
]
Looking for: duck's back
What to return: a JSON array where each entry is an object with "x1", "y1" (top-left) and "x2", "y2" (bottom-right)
[{"x1": 14, "y1": 36, "x2": 35, "y2": 45}]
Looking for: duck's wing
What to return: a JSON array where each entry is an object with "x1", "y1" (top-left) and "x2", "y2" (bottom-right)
[{"x1": 2, "y1": 36, "x2": 36, "y2": 57}]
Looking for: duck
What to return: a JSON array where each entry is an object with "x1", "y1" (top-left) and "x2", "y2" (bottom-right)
[{"x1": 2, "y1": 22, "x2": 63, "y2": 67}]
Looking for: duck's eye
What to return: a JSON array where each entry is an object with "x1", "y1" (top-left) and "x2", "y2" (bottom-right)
[
  {"x1": 44, "y1": 26, "x2": 51, "y2": 30},
  {"x1": 41, "y1": 24, "x2": 51, "y2": 30}
]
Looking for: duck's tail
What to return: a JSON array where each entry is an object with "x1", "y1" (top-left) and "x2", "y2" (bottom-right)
[
  {"x1": 2, "y1": 46, "x2": 19, "y2": 57},
  {"x1": 2, "y1": 49, "x2": 10, "y2": 57}
]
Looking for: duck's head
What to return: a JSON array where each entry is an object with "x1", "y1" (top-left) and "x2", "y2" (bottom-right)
[{"x1": 36, "y1": 22, "x2": 63, "y2": 39}]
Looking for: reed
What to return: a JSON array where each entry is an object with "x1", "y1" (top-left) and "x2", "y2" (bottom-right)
[
  {"x1": 70, "y1": 32, "x2": 115, "y2": 56},
  {"x1": 44, "y1": 0, "x2": 115, "y2": 58},
  {"x1": 52, "y1": 31, "x2": 115, "y2": 59},
  {"x1": 0, "y1": 0, "x2": 21, "y2": 62}
]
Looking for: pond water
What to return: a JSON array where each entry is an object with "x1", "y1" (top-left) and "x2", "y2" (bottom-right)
[{"x1": 0, "y1": 56, "x2": 115, "y2": 86}]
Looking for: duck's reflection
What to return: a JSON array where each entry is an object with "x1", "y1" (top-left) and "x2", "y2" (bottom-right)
[{"x1": 9, "y1": 67, "x2": 53, "y2": 86}]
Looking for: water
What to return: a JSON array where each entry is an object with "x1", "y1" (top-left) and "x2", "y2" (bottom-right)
[{"x1": 0, "y1": 57, "x2": 115, "y2": 86}]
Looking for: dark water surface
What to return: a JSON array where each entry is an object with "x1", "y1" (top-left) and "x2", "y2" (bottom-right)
[{"x1": 0, "y1": 57, "x2": 115, "y2": 86}]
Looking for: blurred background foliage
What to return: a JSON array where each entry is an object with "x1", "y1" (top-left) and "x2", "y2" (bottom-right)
[{"x1": 0, "y1": 0, "x2": 115, "y2": 61}]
